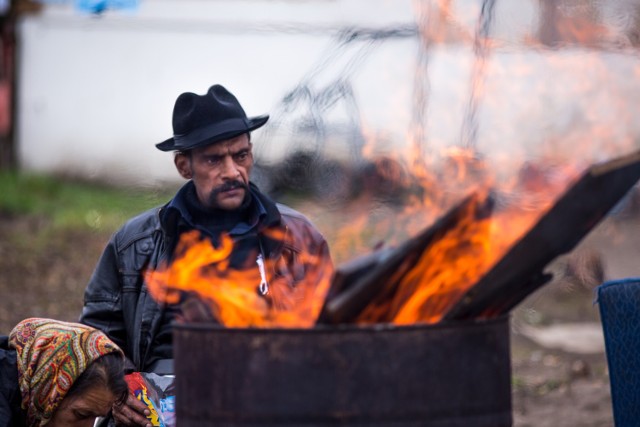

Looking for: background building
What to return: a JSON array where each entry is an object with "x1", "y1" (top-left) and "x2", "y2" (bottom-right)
[{"x1": 5, "y1": 0, "x2": 640, "y2": 188}]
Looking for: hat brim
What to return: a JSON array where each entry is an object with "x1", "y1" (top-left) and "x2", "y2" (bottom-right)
[{"x1": 156, "y1": 114, "x2": 269, "y2": 152}]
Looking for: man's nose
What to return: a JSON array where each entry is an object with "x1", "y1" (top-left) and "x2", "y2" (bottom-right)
[{"x1": 220, "y1": 157, "x2": 241, "y2": 179}]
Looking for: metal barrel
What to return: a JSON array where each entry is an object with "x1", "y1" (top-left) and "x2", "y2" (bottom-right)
[{"x1": 173, "y1": 316, "x2": 512, "y2": 426}]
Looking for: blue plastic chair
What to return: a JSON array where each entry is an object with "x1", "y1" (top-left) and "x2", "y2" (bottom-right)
[{"x1": 596, "y1": 278, "x2": 640, "y2": 426}]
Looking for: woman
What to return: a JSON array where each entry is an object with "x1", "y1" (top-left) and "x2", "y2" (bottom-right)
[{"x1": 0, "y1": 318, "x2": 128, "y2": 426}]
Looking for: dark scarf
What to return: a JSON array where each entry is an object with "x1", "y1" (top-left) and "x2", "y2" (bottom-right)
[{"x1": 182, "y1": 183, "x2": 255, "y2": 238}]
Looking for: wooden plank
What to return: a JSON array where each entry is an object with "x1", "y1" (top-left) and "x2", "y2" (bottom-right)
[{"x1": 444, "y1": 149, "x2": 640, "y2": 321}]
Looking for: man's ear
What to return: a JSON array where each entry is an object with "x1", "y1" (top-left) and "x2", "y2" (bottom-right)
[{"x1": 174, "y1": 153, "x2": 192, "y2": 179}]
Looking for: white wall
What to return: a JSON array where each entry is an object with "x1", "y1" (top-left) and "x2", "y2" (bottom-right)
[
  {"x1": 16, "y1": 0, "x2": 419, "y2": 186},
  {"x1": 16, "y1": 0, "x2": 640, "y2": 187}
]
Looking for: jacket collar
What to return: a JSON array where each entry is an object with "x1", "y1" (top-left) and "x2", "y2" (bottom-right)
[{"x1": 159, "y1": 181, "x2": 282, "y2": 236}]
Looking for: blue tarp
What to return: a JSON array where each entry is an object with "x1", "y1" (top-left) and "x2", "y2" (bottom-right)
[{"x1": 596, "y1": 278, "x2": 640, "y2": 427}]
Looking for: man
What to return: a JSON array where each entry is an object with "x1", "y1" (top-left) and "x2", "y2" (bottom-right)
[{"x1": 80, "y1": 84, "x2": 333, "y2": 426}]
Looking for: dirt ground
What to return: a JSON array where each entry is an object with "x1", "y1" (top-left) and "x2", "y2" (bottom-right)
[{"x1": 2, "y1": 209, "x2": 639, "y2": 426}]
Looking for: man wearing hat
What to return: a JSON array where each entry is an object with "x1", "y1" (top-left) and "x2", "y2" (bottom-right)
[{"x1": 80, "y1": 85, "x2": 333, "y2": 426}]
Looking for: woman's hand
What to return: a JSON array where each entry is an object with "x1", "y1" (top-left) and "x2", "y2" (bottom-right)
[{"x1": 112, "y1": 393, "x2": 152, "y2": 427}]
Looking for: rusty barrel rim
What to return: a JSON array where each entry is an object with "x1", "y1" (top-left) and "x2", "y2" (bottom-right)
[{"x1": 172, "y1": 314, "x2": 510, "y2": 334}]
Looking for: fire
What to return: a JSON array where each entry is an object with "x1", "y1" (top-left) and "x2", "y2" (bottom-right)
[
  {"x1": 146, "y1": 1, "x2": 639, "y2": 328},
  {"x1": 144, "y1": 143, "x2": 584, "y2": 328},
  {"x1": 395, "y1": 199, "x2": 554, "y2": 324},
  {"x1": 349, "y1": 169, "x2": 568, "y2": 325},
  {"x1": 145, "y1": 229, "x2": 332, "y2": 328},
  {"x1": 315, "y1": 141, "x2": 588, "y2": 324}
]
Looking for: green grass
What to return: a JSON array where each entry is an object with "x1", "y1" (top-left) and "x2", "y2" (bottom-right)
[{"x1": 0, "y1": 171, "x2": 177, "y2": 232}]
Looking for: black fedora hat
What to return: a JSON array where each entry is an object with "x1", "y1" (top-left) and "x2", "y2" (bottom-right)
[{"x1": 156, "y1": 84, "x2": 269, "y2": 152}]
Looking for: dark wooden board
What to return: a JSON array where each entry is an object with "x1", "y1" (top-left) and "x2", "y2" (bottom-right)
[{"x1": 444, "y1": 149, "x2": 640, "y2": 320}]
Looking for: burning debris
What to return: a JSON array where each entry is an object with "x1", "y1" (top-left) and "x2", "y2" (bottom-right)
[
  {"x1": 141, "y1": 2, "x2": 640, "y2": 425},
  {"x1": 145, "y1": 149, "x2": 640, "y2": 329},
  {"x1": 145, "y1": 227, "x2": 333, "y2": 328},
  {"x1": 318, "y1": 190, "x2": 496, "y2": 325}
]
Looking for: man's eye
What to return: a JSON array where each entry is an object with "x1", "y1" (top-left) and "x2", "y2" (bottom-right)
[{"x1": 236, "y1": 152, "x2": 249, "y2": 161}]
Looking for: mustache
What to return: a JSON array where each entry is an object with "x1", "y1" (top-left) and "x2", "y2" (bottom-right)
[
  {"x1": 205, "y1": 180, "x2": 251, "y2": 210},
  {"x1": 209, "y1": 181, "x2": 249, "y2": 199}
]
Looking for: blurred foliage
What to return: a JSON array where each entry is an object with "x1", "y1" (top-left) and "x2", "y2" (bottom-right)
[{"x1": 0, "y1": 171, "x2": 175, "y2": 232}]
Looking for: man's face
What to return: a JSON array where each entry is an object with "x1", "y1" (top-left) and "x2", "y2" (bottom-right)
[{"x1": 175, "y1": 133, "x2": 253, "y2": 211}]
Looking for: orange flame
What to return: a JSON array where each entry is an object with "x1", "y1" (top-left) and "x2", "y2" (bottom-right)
[
  {"x1": 148, "y1": 1, "x2": 636, "y2": 328},
  {"x1": 145, "y1": 230, "x2": 332, "y2": 328},
  {"x1": 317, "y1": 149, "x2": 581, "y2": 326},
  {"x1": 393, "y1": 198, "x2": 549, "y2": 325},
  {"x1": 144, "y1": 152, "x2": 581, "y2": 328}
]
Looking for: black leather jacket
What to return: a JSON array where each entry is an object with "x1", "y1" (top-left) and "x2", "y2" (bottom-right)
[{"x1": 79, "y1": 184, "x2": 332, "y2": 371}]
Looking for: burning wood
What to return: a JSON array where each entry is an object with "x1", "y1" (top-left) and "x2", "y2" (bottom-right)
[
  {"x1": 146, "y1": 149, "x2": 640, "y2": 328},
  {"x1": 444, "y1": 149, "x2": 640, "y2": 320},
  {"x1": 320, "y1": 149, "x2": 640, "y2": 325},
  {"x1": 317, "y1": 191, "x2": 495, "y2": 324}
]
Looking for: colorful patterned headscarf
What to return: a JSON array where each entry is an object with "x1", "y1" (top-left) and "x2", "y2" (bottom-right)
[{"x1": 8, "y1": 318, "x2": 123, "y2": 426}]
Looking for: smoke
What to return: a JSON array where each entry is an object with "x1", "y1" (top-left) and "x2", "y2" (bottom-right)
[{"x1": 248, "y1": 0, "x2": 640, "y2": 259}]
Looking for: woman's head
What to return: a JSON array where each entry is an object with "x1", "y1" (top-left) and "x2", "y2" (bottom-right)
[{"x1": 8, "y1": 318, "x2": 127, "y2": 427}]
